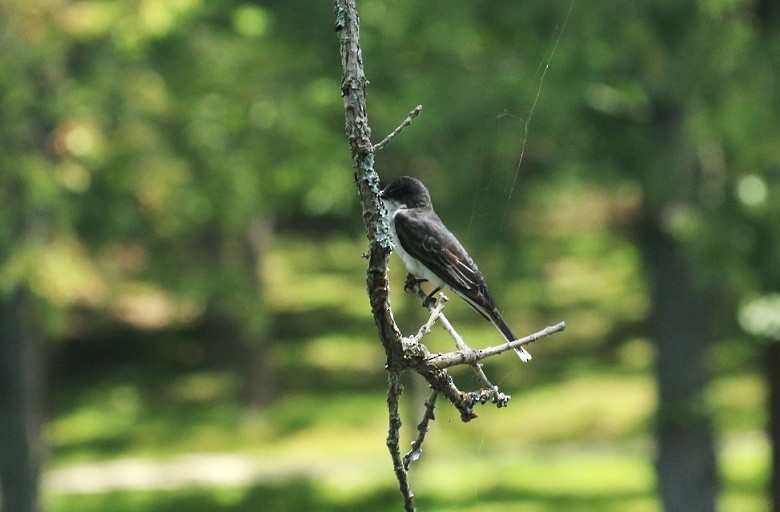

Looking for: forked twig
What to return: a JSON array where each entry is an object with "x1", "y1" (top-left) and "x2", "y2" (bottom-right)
[{"x1": 405, "y1": 277, "x2": 512, "y2": 405}]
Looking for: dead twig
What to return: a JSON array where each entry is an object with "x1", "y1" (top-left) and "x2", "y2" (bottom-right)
[
  {"x1": 425, "y1": 322, "x2": 567, "y2": 370},
  {"x1": 373, "y1": 105, "x2": 423, "y2": 152},
  {"x1": 386, "y1": 371, "x2": 416, "y2": 512},
  {"x1": 403, "y1": 391, "x2": 438, "y2": 471}
]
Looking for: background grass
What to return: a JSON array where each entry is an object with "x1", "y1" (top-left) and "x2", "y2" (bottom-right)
[{"x1": 42, "y1": 234, "x2": 769, "y2": 511}]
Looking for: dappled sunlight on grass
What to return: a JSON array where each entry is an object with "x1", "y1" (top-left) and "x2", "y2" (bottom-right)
[
  {"x1": 45, "y1": 367, "x2": 769, "y2": 510},
  {"x1": 268, "y1": 270, "x2": 368, "y2": 316},
  {"x1": 44, "y1": 234, "x2": 769, "y2": 510},
  {"x1": 49, "y1": 371, "x2": 249, "y2": 463},
  {"x1": 163, "y1": 372, "x2": 240, "y2": 404},
  {"x1": 48, "y1": 384, "x2": 393, "y2": 467},
  {"x1": 292, "y1": 334, "x2": 385, "y2": 372},
  {"x1": 425, "y1": 372, "x2": 655, "y2": 451},
  {"x1": 48, "y1": 386, "x2": 143, "y2": 460},
  {"x1": 509, "y1": 374, "x2": 656, "y2": 442},
  {"x1": 616, "y1": 338, "x2": 655, "y2": 371},
  {"x1": 709, "y1": 373, "x2": 766, "y2": 432},
  {"x1": 268, "y1": 393, "x2": 385, "y2": 433},
  {"x1": 45, "y1": 438, "x2": 770, "y2": 512},
  {"x1": 410, "y1": 453, "x2": 660, "y2": 512},
  {"x1": 44, "y1": 453, "x2": 662, "y2": 512},
  {"x1": 265, "y1": 236, "x2": 370, "y2": 318},
  {"x1": 720, "y1": 432, "x2": 770, "y2": 512},
  {"x1": 720, "y1": 432, "x2": 769, "y2": 491}
]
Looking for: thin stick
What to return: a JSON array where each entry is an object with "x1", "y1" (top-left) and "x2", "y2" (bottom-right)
[
  {"x1": 373, "y1": 105, "x2": 423, "y2": 152},
  {"x1": 408, "y1": 294, "x2": 447, "y2": 343},
  {"x1": 386, "y1": 371, "x2": 416, "y2": 512},
  {"x1": 435, "y1": 312, "x2": 509, "y2": 405},
  {"x1": 406, "y1": 281, "x2": 499, "y2": 391},
  {"x1": 426, "y1": 321, "x2": 566, "y2": 370},
  {"x1": 403, "y1": 391, "x2": 438, "y2": 470}
]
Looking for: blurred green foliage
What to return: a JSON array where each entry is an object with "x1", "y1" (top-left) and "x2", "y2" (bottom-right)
[
  {"x1": 1, "y1": 0, "x2": 778, "y2": 510},
  {"x1": 2, "y1": 0, "x2": 777, "y2": 339}
]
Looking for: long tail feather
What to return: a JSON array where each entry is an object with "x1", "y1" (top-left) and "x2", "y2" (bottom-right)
[
  {"x1": 490, "y1": 313, "x2": 532, "y2": 362},
  {"x1": 456, "y1": 290, "x2": 532, "y2": 362}
]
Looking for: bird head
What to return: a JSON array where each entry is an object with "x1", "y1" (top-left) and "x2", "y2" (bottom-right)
[{"x1": 379, "y1": 176, "x2": 432, "y2": 210}]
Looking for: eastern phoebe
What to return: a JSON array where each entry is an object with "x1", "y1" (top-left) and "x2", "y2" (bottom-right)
[{"x1": 379, "y1": 176, "x2": 531, "y2": 361}]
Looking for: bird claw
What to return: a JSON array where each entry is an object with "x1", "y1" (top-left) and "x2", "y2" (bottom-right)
[
  {"x1": 404, "y1": 274, "x2": 426, "y2": 293},
  {"x1": 403, "y1": 273, "x2": 443, "y2": 308},
  {"x1": 422, "y1": 288, "x2": 446, "y2": 308}
]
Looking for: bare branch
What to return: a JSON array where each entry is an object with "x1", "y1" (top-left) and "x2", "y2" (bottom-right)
[
  {"x1": 407, "y1": 293, "x2": 447, "y2": 344},
  {"x1": 434, "y1": 312, "x2": 511, "y2": 405},
  {"x1": 426, "y1": 322, "x2": 567, "y2": 370},
  {"x1": 386, "y1": 372, "x2": 416, "y2": 512},
  {"x1": 405, "y1": 280, "x2": 508, "y2": 400},
  {"x1": 335, "y1": 0, "x2": 404, "y2": 372},
  {"x1": 403, "y1": 391, "x2": 438, "y2": 471},
  {"x1": 373, "y1": 105, "x2": 423, "y2": 152}
]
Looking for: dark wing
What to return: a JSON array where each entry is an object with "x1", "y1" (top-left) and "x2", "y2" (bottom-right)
[
  {"x1": 395, "y1": 208, "x2": 532, "y2": 360},
  {"x1": 394, "y1": 208, "x2": 496, "y2": 316},
  {"x1": 395, "y1": 209, "x2": 529, "y2": 360}
]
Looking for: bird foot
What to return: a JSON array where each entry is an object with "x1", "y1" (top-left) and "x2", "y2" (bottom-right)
[
  {"x1": 404, "y1": 274, "x2": 427, "y2": 294},
  {"x1": 421, "y1": 287, "x2": 443, "y2": 308},
  {"x1": 422, "y1": 294, "x2": 437, "y2": 308}
]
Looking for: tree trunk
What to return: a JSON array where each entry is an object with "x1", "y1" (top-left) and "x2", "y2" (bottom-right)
[
  {"x1": 753, "y1": 3, "x2": 780, "y2": 508},
  {"x1": 0, "y1": 290, "x2": 43, "y2": 512},
  {"x1": 756, "y1": 0, "x2": 780, "y2": 32},
  {"x1": 768, "y1": 342, "x2": 780, "y2": 512},
  {"x1": 241, "y1": 342, "x2": 273, "y2": 410},
  {"x1": 642, "y1": 219, "x2": 717, "y2": 512},
  {"x1": 201, "y1": 305, "x2": 273, "y2": 410},
  {"x1": 242, "y1": 217, "x2": 273, "y2": 410},
  {"x1": 200, "y1": 217, "x2": 274, "y2": 410}
]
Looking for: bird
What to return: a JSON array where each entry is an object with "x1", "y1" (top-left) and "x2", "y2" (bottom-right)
[{"x1": 379, "y1": 176, "x2": 531, "y2": 361}]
